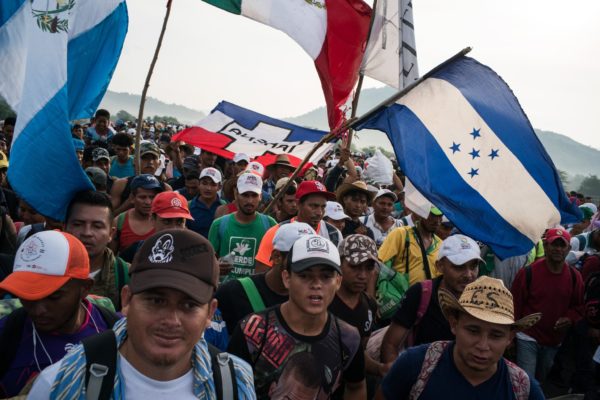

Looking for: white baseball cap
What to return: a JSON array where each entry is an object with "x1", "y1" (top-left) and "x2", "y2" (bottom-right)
[
  {"x1": 233, "y1": 153, "x2": 250, "y2": 164},
  {"x1": 437, "y1": 234, "x2": 483, "y2": 265},
  {"x1": 375, "y1": 188, "x2": 398, "y2": 202},
  {"x1": 237, "y1": 172, "x2": 263, "y2": 194},
  {"x1": 273, "y1": 222, "x2": 316, "y2": 252},
  {"x1": 325, "y1": 201, "x2": 350, "y2": 221},
  {"x1": 199, "y1": 167, "x2": 222, "y2": 184},
  {"x1": 288, "y1": 234, "x2": 341, "y2": 273},
  {"x1": 245, "y1": 161, "x2": 265, "y2": 177}
]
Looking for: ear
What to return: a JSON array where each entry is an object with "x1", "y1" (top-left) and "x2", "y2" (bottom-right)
[
  {"x1": 206, "y1": 298, "x2": 218, "y2": 325},
  {"x1": 434, "y1": 259, "x2": 444, "y2": 275},
  {"x1": 120, "y1": 285, "x2": 133, "y2": 316},
  {"x1": 80, "y1": 278, "x2": 94, "y2": 299},
  {"x1": 282, "y1": 269, "x2": 291, "y2": 290},
  {"x1": 334, "y1": 273, "x2": 342, "y2": 291}
]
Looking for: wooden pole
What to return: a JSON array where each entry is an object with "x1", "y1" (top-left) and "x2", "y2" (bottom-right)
[
  {"x1": 262, "y1": 47, "x2": 472, "y2": 214},
  {"x1": 134, "y1": 0, "x2": 173, "y2": 175}
]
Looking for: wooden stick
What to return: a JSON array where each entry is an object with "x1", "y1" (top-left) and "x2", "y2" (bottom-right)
[
  {"x1": 262, "y1": 47, "x2": 472, "y2": 214},
  {"x1": 134, "y1": 0, "x2": 173, "y2": 175}
]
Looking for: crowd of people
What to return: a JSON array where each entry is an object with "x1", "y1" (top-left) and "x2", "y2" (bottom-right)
[{"x1": 0, "y1": 110, "x2": 599, "y2": 399}]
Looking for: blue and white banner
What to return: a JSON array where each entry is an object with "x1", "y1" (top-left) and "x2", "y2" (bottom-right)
[
  {"x1": 1, "y1": 0, "x2": 128, "y2": 220},
  {"x1": 358, "y1": 56, "x2": 581, "y2": 258}
]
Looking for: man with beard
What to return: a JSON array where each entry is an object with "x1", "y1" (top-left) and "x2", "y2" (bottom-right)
[
  {"x1": 209, "y1": 172, "x2": 276, "y2": 282},
  {"x1": 378, "y1": 207, "x2": 443, "y2": 285},
  {"x1": 0, "y1": 231, "x2": 118, "y2": 398},
  {"x1": 380, "y1": 234, "x2": 481, "y2": 364},
  {"x1": 28, "y1": 230, "x2": 256, "y2": 399}
]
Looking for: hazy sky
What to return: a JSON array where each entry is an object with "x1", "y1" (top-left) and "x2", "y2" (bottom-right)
[{"x1": 108, "y1": 0, "x2": 600, "y2": 148}]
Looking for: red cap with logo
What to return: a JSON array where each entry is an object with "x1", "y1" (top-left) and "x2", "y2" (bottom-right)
[
  {"x1": 296, "y1": 180, "x2": 336, "y2": 201},
  {"x1": 151, "y1": 191, "x2": 194, "y2": 220},
  {"x1": 544, "y1": 228, "x2": 571, "y2": 245}
]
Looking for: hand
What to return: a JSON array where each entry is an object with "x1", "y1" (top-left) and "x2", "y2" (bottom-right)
[
  {"x1": 218, "y1": 262, "x2": 233, "y2": 277},
  {"x1": 554, "y1": 317, "x2": 572, "y2": 331},
  {"x1": 339, "y1": 147, "x2": 351, "y2": 163}
]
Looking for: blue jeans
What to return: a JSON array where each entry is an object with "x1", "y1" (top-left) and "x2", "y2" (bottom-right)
[{"x1": 516, "y1": 338, "x2": 559, "y2": 381}]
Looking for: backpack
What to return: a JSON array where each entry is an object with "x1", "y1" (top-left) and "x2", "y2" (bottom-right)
[
  {"x1": 408, "y1": 341, "x2": 530, "y2": 400},
  {"x1": 238, "y1": 277, "x2": 266, "y2": 313},
  {"x1": 113, "y1": 211, "x2": 127, "y2": 244},
  {"x1": 0, "y1": 305, "x2": 120, "y2": 381},
  {"x1": 80, "y1": 330, "x2": 239, "y2": 400}
]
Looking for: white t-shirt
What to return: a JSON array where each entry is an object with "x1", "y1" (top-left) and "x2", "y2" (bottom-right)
[{"x1": 28, "y1": 354, "x2": 197, "y2": 399}]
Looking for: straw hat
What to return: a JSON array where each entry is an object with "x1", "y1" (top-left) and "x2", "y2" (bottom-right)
[
  {"x1": 438, "y1": 276, "x2": 541, "y2": 330},
  {"x1": 336, "y1": 180, "x2": 375, "y2": 203},
  {"x1": 268, "y1": 154, "x2": 294, "y2": 170}
]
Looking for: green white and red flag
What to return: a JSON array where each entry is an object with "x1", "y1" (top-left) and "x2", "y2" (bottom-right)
[{"x1": 202, "y1": 0, "x2": 372, "y2": 130}]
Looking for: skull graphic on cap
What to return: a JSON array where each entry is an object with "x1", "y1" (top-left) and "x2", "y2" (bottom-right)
[{"x1": 149, "y1": 234, "x2": 175, "y2": 263}]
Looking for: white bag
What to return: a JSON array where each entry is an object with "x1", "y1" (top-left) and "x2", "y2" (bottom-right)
[{"x1": 363, "y1": 150, "x2": 394, "y2": 185}]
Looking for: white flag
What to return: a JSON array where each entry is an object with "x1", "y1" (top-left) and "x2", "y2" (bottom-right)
[{"x1": 361, "y1": 0, "x2": 419, "y2": 89}]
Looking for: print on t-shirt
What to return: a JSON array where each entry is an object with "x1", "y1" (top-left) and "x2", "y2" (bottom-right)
[{"x1": 228, "y1": 237, "x2": 257, "y2": 278}]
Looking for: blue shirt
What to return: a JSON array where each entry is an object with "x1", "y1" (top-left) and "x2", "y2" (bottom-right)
[
  {"x1": 381, "y1": 342, "x2": 544, "y2": 400},
  {"x1": 187, "y1": 196, "x2": 224, "y2": 238},
  {"x1": 84, "y1": 126, "x2": 114, "y2": 143},
  {"x1": 110, "y1": 156, "x2": 135, "y2": 178}
]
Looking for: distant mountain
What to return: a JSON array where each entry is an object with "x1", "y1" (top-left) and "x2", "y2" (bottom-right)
[
  {"x1": 99, "y1": 91, "x2": 204, "y2": 124},
  {"x1": 283, "y1": 87, "x2": 600, "y2": 179}
]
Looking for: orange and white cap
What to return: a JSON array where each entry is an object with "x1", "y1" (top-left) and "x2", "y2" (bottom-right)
[{"x1": 0, "y1": 230, "x2": 90, "y2": 300}]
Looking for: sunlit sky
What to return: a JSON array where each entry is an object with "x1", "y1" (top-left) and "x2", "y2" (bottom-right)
[{"x1": 107, "y1": 0, "x2": 600, "y2": 148}]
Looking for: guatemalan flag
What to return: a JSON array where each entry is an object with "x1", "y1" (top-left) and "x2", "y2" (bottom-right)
[
  {"x1": 358, "y1": 56, "x2": 581, "y2": 258},
  {"x1": 201, "y1": 0, "x2": 371, "y2": 130},
  {"x1": 1, "y1": 0, "x2": 128, "y2": 221}
]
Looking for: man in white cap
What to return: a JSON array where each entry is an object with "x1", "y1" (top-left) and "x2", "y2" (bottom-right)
[
  {"x1": 377, "y1": 276, "x2": 544, "y2": 400},
  {"x1": 209, "y1": 172, "x2": 276, "y2": 282},
  {"x1": 363, "y1": 189, "x2": 404, "y2": 247},
  {"x1": 381, "y1": 234, "x2": 482, "y2": 364},
  {"x1": 324, "y1": 200, "x2": 351, "y2": 232},
  {"x1": 216, "y1": 222, "x2": 315, "y2": 333},
  {"x1": 228, "y1": 234, "x2": 366, "y2": 398},
  {"x1": 187, "y1": 167, "x2": 225, "y2": 238}
]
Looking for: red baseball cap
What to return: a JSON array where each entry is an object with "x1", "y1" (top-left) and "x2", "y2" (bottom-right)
[
  {"x1": 151, "y1": 191, "x2": 194, "y2": 220},
  {"x1": 544, "y1": 228, "x2": 571, "y2": 245},
  {"x1": 0, "y1": 231, "x2": 90, "y2": 300},
  {"x1": 296, "y1": 180, "x2": 336, "y2": 201}
]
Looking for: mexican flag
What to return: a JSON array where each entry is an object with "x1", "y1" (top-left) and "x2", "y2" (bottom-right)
[{"x1": 202, "y1": 0, "x2": 372, "y2": 130}]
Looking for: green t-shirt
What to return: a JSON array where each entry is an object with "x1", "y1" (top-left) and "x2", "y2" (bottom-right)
[{"x1": 208, "y1": 212, "x2": 277, "y2": 282}]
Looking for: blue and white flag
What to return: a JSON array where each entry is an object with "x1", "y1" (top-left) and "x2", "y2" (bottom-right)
[
  {"x1": 1, "y1": 0, "x2": 128, "y2": 220},
  {"x1": 358, "y1": 56, "x2": 581, "y2": 258}
]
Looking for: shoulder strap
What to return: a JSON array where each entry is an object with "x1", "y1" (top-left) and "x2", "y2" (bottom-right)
[
  {"x1": 416, "y1": 280, "x2": 433, "y2": 322},
  {"x1": 412, "y1": 227, "x2": 432, "y2": 279},
  {"x1": 404, "y1": 228, "x2": 411, "y2": 275},
  {"x1": 239, "y1": 277, "x2": 266, "y2": 313},
  {"x1": 324, "y1": 221, "x2": 340, "y2": 246},
  {"x1": 0, "y1": 308, "x2": 27, "y2": 379},
  {"x1": 525, "y1": 265, "x2": 532, "y2": 291},
  {"x1": 408, "y1": 341, "x2": 451, "y2": 400},
  {"x1": 505, "y1": 358, "x2": 530, "y2": 400},
  {"x1": 114, "y1": 257, "x2": 128, "y2": 298},
  {"x1": 116, "y1": 212, "x2": 126, "y2": 232},
  {"x1": 575, "y1": 234, "x2": 587, "y2": 251},
  {"x1": 219, "y1": 214, "x2": 231, "y2": 239},
  {"x1": 208, "y1": 344, "x2": 239, "y2": 400},
  {"x1": 95, "y1": 304, "x2": 120, "y2": 328},
  {"x1": 259, "y1": 214, "x2": 270, "y2": 232},
  {"x1": 82, "y1": 330, "x2": 118, "y2": 400}
]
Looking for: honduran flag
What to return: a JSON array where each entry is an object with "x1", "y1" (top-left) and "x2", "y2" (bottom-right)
[
  {"x1": 1, "y1": 0, "x2": 128, "y2": 221},
  {"x1": 358, "y1": 56, "x2": 582, "y2": 258},
  {"x1": 202, "y1": 0, "x2": 372, "y2": 130}
]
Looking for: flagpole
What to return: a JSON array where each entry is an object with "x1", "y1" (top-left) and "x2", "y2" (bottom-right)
[
  {"x1": 263, "y1": 47, "x2": 471, "y2": 214},
  {"x1": 134, "y1": 0, "x2": 173, "y2": 175},
  {"x1": 346, "y1": 0, "x2": 378, "y2": 150}
]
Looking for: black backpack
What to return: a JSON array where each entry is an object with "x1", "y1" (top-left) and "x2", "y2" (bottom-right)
[
  {"x1": 80, "y1": 330, "x2": 239, "y2": 400},
  {"x1": 0, "y1": 305, "x2": 120, "y2": 380}
]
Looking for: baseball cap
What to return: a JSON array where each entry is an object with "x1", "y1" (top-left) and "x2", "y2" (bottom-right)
[
  {"x1": 233, "y1": 153, "x2": 250, "y2": 164},
  {"x1": 92, "y1": 147, "x2": 110, "y2": 162},
  {"x1": 288, "y1": 234, "x2": 341, "y2": 274},
  {"x1": 85, "y1": 167, "x2": 107, "y2": 188},
  {"x1": 183, "y1": 156, "x2": 198, "y2": 170},
  {"x1": 275, "y1": 177, "x2": 297, "y2": 193},
  {"x1": 338, "y1": 234, "x2": 378, "y2": 266},
  {"x1": 375, "y1": 189, "x2": 398, "y2": 202},
  {"x1": 325, "y1": 201, "x2": 350, "y2": 221},
  {"x1": 245, "y1": 161, "x2": 265, "y2": 177},
  {"x1": 296, "y1": 180, "x2": 336, "y2": 201},
  {"x1": 151, "y1": 191, "x2": 193, "y2": 220},
  {"x1": 131, "y1": 174, "x2": 163, "y2": 191},
  {"x1": 273, "y1": 222, "x2": 316, "y2": 252},
  {"x1": 437, "y1": 234, "x2": 483, "y2": 265},
  {"x1": 237, "y1": 172, "x2": 263, "y2": 194},
  {"x1": 199, "y1": 167, "x2": 222, "y2": 184},
  {"x1": 140, "y1": 141, "x2": 160, "y2": 158},
  {"x1": 127, "y1": 128, "x2": 136, "y2": 135},
  {"x1": 430, "y1": 206, "x2": 443, "y2": 216},
  {"x1": 0, "y1": 231, "x2": 90, "y2": 301},
  {"x1": 129, "y1": 229, "x2": 219, "y2": 303},
  {"x1": 0, "y1": 151, "x2": 8, "y2": 169},
  {"x1": 545, "y1": 228, "x2": 571, "y2": 245}
]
